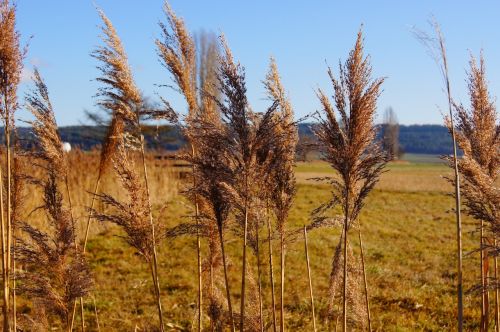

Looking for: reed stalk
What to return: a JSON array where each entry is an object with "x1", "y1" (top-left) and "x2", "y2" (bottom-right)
[
  {"x1": 267, "y1": 205, "x2": 277, "y2": 332},
  {"x1": 496, "y1": 238, "x2": 499, "y2": 332},
  {"x1": 342, "y1": 190, "x2": 349, "y2": 332},
  {"x1": 240, "y1": 175, "x2": 249, "y2": 332},
  {"x1": 484, "y1": 245, "x2": 490, "y2": 332},
  {"x1": 256, "y1": 218, "x2": 264, "y2": 332},
  {"x1": 414, "y1": 23, "x2": 463, "y2": 330},
  {"x1": 66, "y1": 173, "x2": 86, "y2": 332},
  {"x1": 195, "y1": 187, "x2": 202, "y2": 332},
  {"x1": 0, "y1": 162, "x2": 7, "y2": 331},
  {"x1": 92, "y1": 295, "x2": 101, "y2": 332},
  {"x1": 140, "y1": 136, "x2": 165, "y2": 332},
  {"x1": 358, "y1": 226, "x2": 372, "y2": 332},
  {"x1": 443, "y1": 36, "x2": 464, "y2": 332},
  {"x1": 280, "y1": 233, "x2": 285, "y2": 332},
  {"x1": 303, "y1": 226, "x2": 316, "y2": 332},
  {"x1": 6, "y1": 115, "x2": 11, "y2": 317},
  {"x1": 481, "y1": 220, "x2": 485, "y2": 331},
  {"x1": 218, "y1": 226, "x2": 235, "y2": 332},
  {"x1": 83, "y1": 176, "x2": 101, "y2": 252}
]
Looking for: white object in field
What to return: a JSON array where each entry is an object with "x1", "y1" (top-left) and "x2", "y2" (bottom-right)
[{"x1": 62, "y1": 142, "x2": 71, "y2": 153}]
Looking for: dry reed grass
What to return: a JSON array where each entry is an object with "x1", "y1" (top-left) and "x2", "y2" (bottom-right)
[
  {"x1": 312, "y1": 29, "x2": 388, "y2": 331},
  {"x1": 2, "y1": 2, "x2": 499, "y2": 331},
  {"x1": 15, "y1": 69, "x2": 92, "y2": 331},
  {"x1": 446, "y1": 53, "x2": 500, "y2": 331},
  {"x1": 0, "y1": 0, "x2": 25, "y2": 330}
]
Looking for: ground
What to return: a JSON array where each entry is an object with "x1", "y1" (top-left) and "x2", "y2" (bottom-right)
[{"x1": 35, "y1": 153, "x2": 485, "y2": 331}]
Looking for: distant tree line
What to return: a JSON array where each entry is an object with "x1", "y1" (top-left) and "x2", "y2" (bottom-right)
[{"x1": 1, "y1": 122, "x2": 454, "y2": 156}]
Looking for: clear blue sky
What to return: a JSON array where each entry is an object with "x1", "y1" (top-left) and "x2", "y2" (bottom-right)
[{"x1": 14, "y1": 1, "x2": 500, "y2": 125}]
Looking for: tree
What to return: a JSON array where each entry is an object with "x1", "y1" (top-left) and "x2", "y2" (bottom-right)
[{"x1": 382, "y1": 107, "x2": 402, "y2": 159}]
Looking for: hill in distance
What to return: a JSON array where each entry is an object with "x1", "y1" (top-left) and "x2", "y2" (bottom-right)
[{"x1": 4, "y1": 123, "x2": 453, "y2": 155}]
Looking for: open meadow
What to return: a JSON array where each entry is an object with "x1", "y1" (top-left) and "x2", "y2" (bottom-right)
[{"x1": 22, "y1": 153, "x2": 479, "y2": 331}]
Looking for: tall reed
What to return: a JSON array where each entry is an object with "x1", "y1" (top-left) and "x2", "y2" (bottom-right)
[
  {"x1": 156, "y1": 4, "x2": 220, "y2": 329},
  {"x1": 16, "y1": 68, "x2": 92, "y2": 331},
  {"x1": 414, "y1": 21, "x2": 464, "y2": 330},
  {"x1": 263, "y1": 57, "x2": 298, "y2": 332},
  {"x1": 216, "y1": 38, "x2": 281, "y2": 331},
  {"x1": 0, "y1": 1, "x2": 24, "y2": 329},
  {"x1": 181, "y1": 105, "x2": 236, "y2": 331},
  {"x1": 446, "y1": 53, "x2": 499, "y2": 330},
  {"x1": 91, "y1": 9, "x2": 166, "y2": 331},
  {"x1": 358, "y1": 224, "x2": 371, "y2": 331},
  {"x1": 313, "y1": 30, "x2": 387, "y2": 331}
]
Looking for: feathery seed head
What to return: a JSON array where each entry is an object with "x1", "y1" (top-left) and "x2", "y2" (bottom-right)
[{"x1": 0, "y1": 0, "x2": 24, "y2": 126}]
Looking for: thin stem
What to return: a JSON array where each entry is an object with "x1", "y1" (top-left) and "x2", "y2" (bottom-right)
[
  {"x1": 0, "y1": 156, "x2": 7, "y2": 332},
  {"x1": 64, "y1": 175, "x2": 86, "y2": 332},
  {"x1": 70, "y1": 300, "x2": 77, "y2": 331},
  {"x1": 5, "y1": 117, "x2": 12, "y2": 332},
  {"x1": 484, "y1": 241, "x2": 490, "y2": 332},
  {"x1": 280, "y1": 229, "x2": 285, "y2": 332},
  {"x1": 218, "y1": 225, "x2": 235, "y2": 332},
  {"x1": 481, "y1": 221, "x2": 485, "y2": 331},
  {"x1": 139, "y1": 136, "x2": 164, "y2": 332},
  {"x1": 196, "y1": 206, "x2": 202, "y2": 332},
  {"x1": 83, "y1": 175, "x2": 102, "y2": 253},
  {"x1": 149, "y1": 260, "x2": 163, "y2": 331},
  {"x1": 256, "y1": 218, "x2": 263, "y2": 332},
  {"x1": 495, "y1": 237, "x2": 499, "y2": 332},
  {"x1": 77, "y1": 168, "x2": 102, "y2": 332},
  {"x1": 12, "y1": 233, "x2": 15, "y2": 332},
  {"x1": 209, "y1": 240, "x2": 214, "y2": 332},
  {"x1": 266, "y1": 204, "x2": 277, "y2": 332},
  {"x1": 92, "y1": 295, "x2": 101, "y2": 332},
  {"x1": 358, "y1": 226, "x2": 372, "y2": 332},
  {"x1": 191, "y1": 144, "x2": 202, "y2": 332},
  {"x1": 303, "y1": 226, "x2": 316, "y2": 332},
  {"x1": 343, "y1": 186, "x2": 350, "y2": 332},
  {"x1": 240, "y1": 173, "x2": 249, "y2": 332},
  {"x1": 80, "y1": 298, "x2": 85, "y2": 332},
  {"x1": 438, "y1": 32, "x2": 463, "y2": 332}
]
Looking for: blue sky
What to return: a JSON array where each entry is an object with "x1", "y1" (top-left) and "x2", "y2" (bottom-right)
[{"x1": 14, "y1": 1, "x2": 500, "y2": 125}]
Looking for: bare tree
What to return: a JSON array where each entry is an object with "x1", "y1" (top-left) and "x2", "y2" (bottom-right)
[{"x1": 382, "y1": 107, "x2": 401, "y2": 159}]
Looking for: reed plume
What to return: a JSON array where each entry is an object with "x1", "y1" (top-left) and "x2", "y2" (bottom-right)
[
  {"x1": 91, "y1": 9, "x2": 166, "y2": 331},
  {"x1": 263, "y1": 57, "x2": 298, "y2": 332},
  {"x1": 0, "y1": 1, "x2": 24, "y2": 329},
  {"x1": 446, "y1": 54, "x2": 499, "y2": 330},
  {"x1": 447, "y1": 54, "x2": 498, "y2": 226},
  {"x1": 312, "y1": 30, "x2": 387, "y2": 331},
  {"x1": 16, "y1": 69, "x2": 92, "y2": 330},
  {"x1": 92, "y1": 142, "x2": 165, "y2": 263},
  {"x1": 82, "y1": 5, "x2": 144, "y2": 251}
]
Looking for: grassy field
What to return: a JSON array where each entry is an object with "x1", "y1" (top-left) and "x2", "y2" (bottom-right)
[{"x1": 27, "y1": 154, "x2": 484, "y2": 331}]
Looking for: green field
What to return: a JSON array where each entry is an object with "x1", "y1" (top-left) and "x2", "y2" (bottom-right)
[{"x1": 78, "y1": 159, "x2": 482, "y2": 331}]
